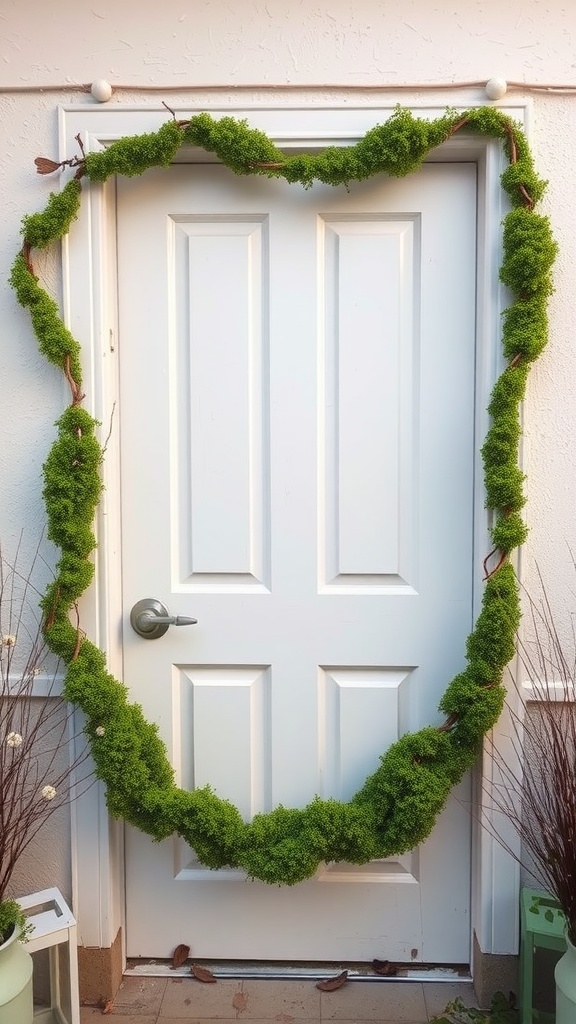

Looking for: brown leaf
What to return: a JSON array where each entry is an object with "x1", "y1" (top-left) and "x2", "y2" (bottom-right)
[
  {"x1": 191, "y1": 964, "x2": 217, "y2": 983},
  {"x1": 100, "y1": 999, "x2": 114, "y2": 1014},
  {"x1": 316, "y1": 970, "x2": 348, "y2": 991},
  {"x1": 372, "y1": 959, "x2": 398, "y2": 977},
  {"x1": 171, "y1": 943, "x2": 190, "y2": 969},
  {"x1": 233, "y1": 990, "x2": 248, "y2": 1011},
  {"x1": 35, "y1": 157, "x2": 61, "y2": 175}
]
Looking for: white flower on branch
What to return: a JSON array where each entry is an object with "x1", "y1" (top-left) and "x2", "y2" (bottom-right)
[
  {"x1": 1, "y1": 635, "x2": 16, "y2": 647},
  {"x1": 41, "y1": 785, "x2": 57, "y2": 801},
  {"x1": 95, "y1": 726, "x2": 105, "y2": 737},
  {"x1": 6, "y1": 732, "x2": 23, "y2": 748}
]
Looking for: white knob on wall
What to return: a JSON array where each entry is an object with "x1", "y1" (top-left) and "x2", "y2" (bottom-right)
[
  {"x1": 485, "y1": 77, "x2": 508, "y2": 101},
  {"x1": 91, "y1": 79, "x2": 113, "y2": 103}
]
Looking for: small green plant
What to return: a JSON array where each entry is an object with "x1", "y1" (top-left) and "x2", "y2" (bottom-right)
[
  {"x1": 431, "y1": 991, "x2": 518, "y2": 1024},
  {"x1": 0, "y1": 899, "x2": 31, "y2": 945}
]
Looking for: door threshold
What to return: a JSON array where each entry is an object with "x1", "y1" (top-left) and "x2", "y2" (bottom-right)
[{"x1": 125, "y1": 960, "x2": 472, "y2": 983}]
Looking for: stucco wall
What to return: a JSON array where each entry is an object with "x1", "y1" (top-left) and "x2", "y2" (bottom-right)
[{"x1": 1, "y1": 0, "x2": 575, "y2": 940}]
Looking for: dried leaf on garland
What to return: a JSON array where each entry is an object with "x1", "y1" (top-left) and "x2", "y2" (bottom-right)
[
  {"x1": 34, "y1": 157, "x2": 61, "y2": 175},
  {"x1": 372, "y1": 958, "x2": 398, "y2": 977},
  {"x1": 316, "y1": 970, "x2": 348, "y2": 991},
  {"x1": 171, "y1": 943, "x2": 190, "y2": 969},
  {"x1": 191, "y1": 964, "x2": 217, "y2": 983}
]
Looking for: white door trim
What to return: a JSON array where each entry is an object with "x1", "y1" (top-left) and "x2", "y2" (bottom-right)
[{"x1": 59, "y1": 98, "x2": 528, "y2": 965}]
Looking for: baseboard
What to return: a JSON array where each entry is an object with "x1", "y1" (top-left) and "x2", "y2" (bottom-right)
[{"x1": 78, "y1": 926, "x2": 123, "y2": 1007}]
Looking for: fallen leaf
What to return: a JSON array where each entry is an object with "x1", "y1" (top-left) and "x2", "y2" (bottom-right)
[
  {"x1": 171, "y1": 943, "x2": 190, "y2": 969},
  {"x1": 372, "y1": 959, "x2": 398, "y2": 977},
  {"x1": 316, "y1": 969, "x2": 348, "y2": 991},
  {"x1": 233, "y1": 990, "x2": 249, "y2": 1011},
  {"x1": 101, "y1": 1000, "x2": 114, "y2": 1014},
  {"x1": 191, "y1": 964, "x2": 217, "y2": 983},
  {"x1": 34, "y1": 157, "x2": 61, "y2": 175}
]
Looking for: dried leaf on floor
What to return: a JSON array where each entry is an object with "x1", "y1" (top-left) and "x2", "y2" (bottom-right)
[
  {"x1": 316, "y1": 969, "x2": 348, "y2": 991},
  {"x1": 171, "y1": 943, "x2": 191, "y2": 968},
  {"x1": 233, "y1": 990, "x2": 249, "y2": 1011},
  {"x1": 372, "y1": 958, "x2": 398, "y2": 976},
  {"x1": 191, "y1": 963, "x2": 218, "y2": 983},
  {"x1": 100, "y1": 999, "x2": 115, "y2": 1014}
]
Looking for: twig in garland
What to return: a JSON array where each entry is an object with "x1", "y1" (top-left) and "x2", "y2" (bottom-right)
[
  {"x1": 501, "y1": 123, "x2": 536, "y2": 209},
  {"x1": 43, "y1": 586, "x2": 61, "y2": 631},
  {"x1": 446, "y1": 115, "x2": 470, "y2": 138},
  {"x1": 483, "y1": 549, "x2": 508, "y2": 581},
  {"x1": 72, "y1": 605, "x2": 83, "y2": 662},
  {"x1": 437, "y1": 714, "x2": 458, "y2": 733},
  {"x1": 250, "y1": 161, "x2": 284, "y2": 170},
  {"x1": 63, "y1": 353, "x2": 84, "y2": 406},
  {"x1": 21, "y1": 241, "x2": 34, "y2": 276}
]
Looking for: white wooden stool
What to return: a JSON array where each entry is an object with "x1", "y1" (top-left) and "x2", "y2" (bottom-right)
[{"x1": 17, "y1": 888, "x2": 80, "y2": 1024}]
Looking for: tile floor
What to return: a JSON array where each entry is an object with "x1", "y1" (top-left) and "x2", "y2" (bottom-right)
[{"x1": 79, "y1": 976, "x2": 478, "y2": 1023}]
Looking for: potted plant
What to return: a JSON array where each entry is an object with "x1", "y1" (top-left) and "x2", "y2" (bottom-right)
[
  {"x1": 484, "y1": 576, "x2": 576, "y2": 1023},
  {"x1": 0, "y1": 547, "x2": 90, "y2": 1023}
]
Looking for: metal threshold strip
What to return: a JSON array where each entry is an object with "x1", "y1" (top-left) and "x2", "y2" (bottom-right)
[{"x1": 125, "y1": 960, "x2": 472, "y2": 983}]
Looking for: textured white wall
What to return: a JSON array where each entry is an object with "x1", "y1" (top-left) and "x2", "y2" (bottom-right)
[
  {"x1": 1, "y1": 0, "x2": 575, "y2": 923},
  {"x1": 1, "y1": 0, "x2": 576, "y2": 88}
]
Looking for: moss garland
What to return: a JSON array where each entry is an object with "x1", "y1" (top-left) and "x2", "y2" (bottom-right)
[{"x1": 10, "y1": 107, "x2": 557, "y2": 885}]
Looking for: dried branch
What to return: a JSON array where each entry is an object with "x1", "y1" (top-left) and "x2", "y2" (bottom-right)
[
  {"x1": 0, "y1": 546, "x2": 94, "y2": 905},
  {"x1": 482, "y1": 572, "x2": 576, "y2": 943}
]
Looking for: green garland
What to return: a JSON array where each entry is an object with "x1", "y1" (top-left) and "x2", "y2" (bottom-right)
[{"x1": 10, "y1": 107, "x2": 556, "y2": 885}]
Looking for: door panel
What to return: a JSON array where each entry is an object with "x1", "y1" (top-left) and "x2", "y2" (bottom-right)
[{"x1": 118, "y1": 161, "x2": 476, "y2": 961}]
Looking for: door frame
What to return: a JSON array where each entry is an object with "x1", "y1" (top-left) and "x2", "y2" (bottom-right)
[{"x1": 59, "y1": 97, "x2": 528, "y2": 972}]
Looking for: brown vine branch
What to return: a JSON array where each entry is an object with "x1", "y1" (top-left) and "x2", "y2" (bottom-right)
[
  {"x1": 63, "y1": 354, "x2": 84, "y2": 406},
  {"x1": 483, "y1": 548, "x2": 509, "y2": 580},
  {"x1": 72, "y1": 604, "x2": 83, "y2": 661},
  {"x1": 43, "y1": 585, "x2": 61, "y2": 631},
  {"x1": 437, "y1": 714, "x2": 458, "y2": 733},
  {"x1": 21, "y1": 241, "x2": 35, "y2": 276},
  {"x1": 502, "y1": 122, "x2": 536, "y2": 209},
  {"x1": 447, "y1": 115, "x2": 470, "y2": 138}
]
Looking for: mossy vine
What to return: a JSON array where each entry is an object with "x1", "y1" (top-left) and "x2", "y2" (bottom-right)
[{"x1": 11, "y1": 107, "x2": 557, "y2": 885}]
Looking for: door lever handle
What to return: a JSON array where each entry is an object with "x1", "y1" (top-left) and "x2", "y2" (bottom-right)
[{"x1": 130, "y1": 598, "x2": 198, "y2": 640}]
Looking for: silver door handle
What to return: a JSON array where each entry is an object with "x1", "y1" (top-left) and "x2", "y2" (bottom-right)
[{"x1": 130, "y1": 598, "x2": 198, "y2": 640}]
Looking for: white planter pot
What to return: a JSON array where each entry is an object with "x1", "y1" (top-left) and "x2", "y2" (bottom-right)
[
  {"x1": 555, "y1": 929, "x2": 576, "y2": 1024},
  {"x1": 0, "y1": 924, "x2": 33, "y2": 1024}
]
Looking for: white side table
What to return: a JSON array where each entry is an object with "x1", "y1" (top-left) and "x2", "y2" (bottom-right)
[{"x1": 17, "y1": 888, "x2": 80, "y2": 1024}]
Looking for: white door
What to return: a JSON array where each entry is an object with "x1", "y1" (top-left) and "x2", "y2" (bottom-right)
[{"x1": 117, "y1": 158, "x2": 477, "y2": 963}]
